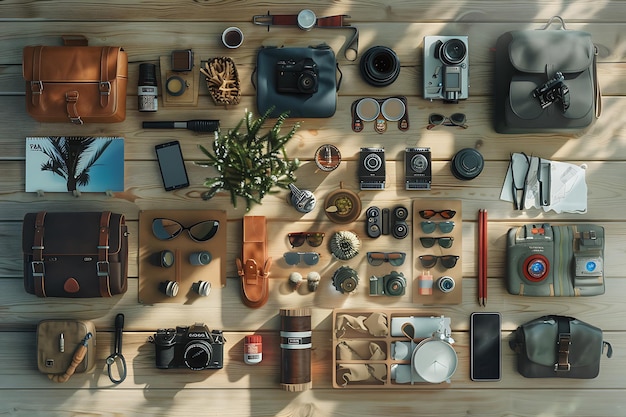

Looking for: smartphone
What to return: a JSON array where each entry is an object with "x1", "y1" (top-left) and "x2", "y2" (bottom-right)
[
  {"x1": 155, "y1": 140, "x2": 189, "y2": 191},
  {"x1": 470, "y1": 312, "x2": 502, "y2": 381}
]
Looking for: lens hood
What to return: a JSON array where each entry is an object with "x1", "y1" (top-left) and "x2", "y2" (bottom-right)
[{"x1": 359, "y1": 46, "x2": 401, "y2": 87}]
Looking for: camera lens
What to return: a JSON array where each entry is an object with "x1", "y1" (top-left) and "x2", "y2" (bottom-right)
[
  {"x1": 385, "y1": 274, "x2": 406, "y2": 296},
  {"x1": 440, "y1": 39, "x2": 467, "y2": 65},
  {"x1": 359, "y1": 46, "x2": 401, "y2": 87},
  {"x1": 184, "y1": 341, "x2": 213, "y2": 370},
  {"x1": 297, "y1": 71, "x2": 318, "y2": 94}
]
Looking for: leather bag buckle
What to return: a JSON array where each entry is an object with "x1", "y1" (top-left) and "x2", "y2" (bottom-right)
[
  {"x1": 99, "y1": 81, "x2": 111, "y2": 96},
  {"x1": 31, "y1": 261, "x2": 45, "y2": 277},
  {"x1": 30, "y1": 81, "x2": 44, "y2": 95},
  {"x1": 97, "y1": 261, "x2": 110, "y2": 277},
  {"x1": 555, "y1": 333, "x2": 572, "y2": 372}
]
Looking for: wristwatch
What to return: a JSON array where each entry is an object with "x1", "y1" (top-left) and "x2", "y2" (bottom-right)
[{"x1": 253, "y1": 10, "x2": 359, "y2": 60}]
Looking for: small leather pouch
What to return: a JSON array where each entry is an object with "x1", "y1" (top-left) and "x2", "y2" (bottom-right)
[{"x1": 37, "y1": 320, "x2": 96, "y2": 376}]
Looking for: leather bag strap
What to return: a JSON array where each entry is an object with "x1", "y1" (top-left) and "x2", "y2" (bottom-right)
[
  {"x1": 32, "y1": 211, "x2": 47, "y2": 297},
  {"x1": 65, "y1": 91, "x2": 82, "y2": 124},
  {"x1": 97, "y1": 211, "x2": 113, "y2": 297},
  {"x1": 30, "y1": 47, "x2": 43, "y2": 107},
  {"x1": 555, "y1": 316, "x2": 572, "y2": 372},
  {"x1": 99, "y1": 47, "x2": 111, "y2": 108}
]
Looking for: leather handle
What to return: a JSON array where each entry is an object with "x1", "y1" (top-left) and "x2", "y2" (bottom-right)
[{"x1": 62, "y1": 35, "x2": 88, "y2": 46}]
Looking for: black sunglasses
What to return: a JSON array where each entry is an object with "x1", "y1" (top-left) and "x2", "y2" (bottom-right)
[
  {"x1": 366, "y1": 251, "x2": 406, "y2": 266},
  {"x1": 418, "y1": 255, "x2": 460, "y2": 269},
  {"x1": 427, "y1": 113, "x2": 468, "y2": 130},
  {"x1": 288, "y1": 232, "x2": 325, "y2": 248},
  {"x1": 420, "y1": 221, "x2": 455, "y2": 234},
  {"x1": 283, "y1": 252, "x2": 320, "y2": 266},
  {"x1": 419, "y1": 209, "x2": 456, "y2": 219},
  {"x1": 152, "y1": 218, "x2": 220, "y2": 242},
  {"x1": 419, "y1": 237, "x2": 454, "y2": 249}
]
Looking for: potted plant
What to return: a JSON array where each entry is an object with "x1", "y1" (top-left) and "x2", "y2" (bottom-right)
[{"x1": 195, "y1": 109, "x2": 301, "y2": 211}]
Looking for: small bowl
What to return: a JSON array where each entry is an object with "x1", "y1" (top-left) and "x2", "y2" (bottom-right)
[{"x1": 324, "y1": 187, "x2": 362, "y2": 224}]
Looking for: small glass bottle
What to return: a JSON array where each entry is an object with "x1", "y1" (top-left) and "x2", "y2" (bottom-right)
[
  {"x1": 138, "y1": 63, "x2": 158, "y2": 112},
  {"x1": 244, "y1": 335, "x2": 262, "y2": 365}
]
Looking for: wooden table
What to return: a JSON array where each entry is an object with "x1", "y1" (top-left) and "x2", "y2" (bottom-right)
[{"x1": 1, "y1": 1, "x2": 625, "y2": 415}]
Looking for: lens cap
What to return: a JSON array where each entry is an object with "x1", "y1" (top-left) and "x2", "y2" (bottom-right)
[{"x1": 451, "y1": 148, "x2": 484, "y2": 180}]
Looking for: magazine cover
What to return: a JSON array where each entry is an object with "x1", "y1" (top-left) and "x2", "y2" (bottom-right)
[{"x1": 25, "y1": 137, "x2": 124, "y2": 193}]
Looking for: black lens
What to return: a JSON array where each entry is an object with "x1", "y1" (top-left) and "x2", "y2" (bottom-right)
[
  {"x1": 367, "y1": 252, "x2": 386, "y2": 266},
  {"x1": 359, "y1": 46, "x2": 401, "y2": 87},
  {"x1": 184, "y1": 341, "x2": 212, "y2": 370},
  {"x1": 420, "y1": 237, "x2": 436, "y2": 248},
  {"x1": 385, "y1": 275, "x2": 405, "y2": 296},
  {"x1": 189, "y1": 220, "x2": 220, "y2": 242},
  {"x1": 307, "y1": 232, "x2": 325, "y2": 247},
  {"x1": 298, "y1": 72, "x2": 318, "y2": 93},
  {"x1": 429, "y1": 114, "x2": 445, "y2": 125},
  {"x1": 387, "y1": 252, "x2": 406, "y2": 266},
  {"x1": 152, "y1": 218, "x2": 183, "y2": 240},
  {"x1": 441, "y1": 39, "x2": 467, "y2": 65},
  {"x1": 288, "y1": 233, "x2": 307, "y2": 248},
  {"x1": 450, "y1": 113, "x2": 466, "y2": 125},
  {"x1": 440, "y1": 255, "x2": 460, "y2": 269}
]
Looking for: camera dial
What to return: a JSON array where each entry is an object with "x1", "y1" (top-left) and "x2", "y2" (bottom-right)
[{"x1": 524, "y1": 254, "x2": 550, "y2": 282}]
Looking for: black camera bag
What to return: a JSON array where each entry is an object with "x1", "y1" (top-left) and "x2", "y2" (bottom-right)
[
  {"x1": 494, "y1": 16, "x2": 601, "y2": 133},
  {"x1": 509, "y1": 315, "x2": 612, "y2": 379},
  {"x1": 254, "y1": 45, "x2": 341, "y2": 118}
]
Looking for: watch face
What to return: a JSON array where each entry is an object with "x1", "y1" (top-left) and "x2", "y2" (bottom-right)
[
  {"x1": 314, "y1": 144, "x2": 341, "y2": 172},
  {"x1": 412, "y1": 339, "x2": 458, "y2": 383},
  {"x1": 297, "y1": 9, "x2": 316, "y2": 30}
]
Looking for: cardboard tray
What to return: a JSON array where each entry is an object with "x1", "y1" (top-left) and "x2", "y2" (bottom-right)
[
  {"x1": 138, "y1": 210, "x2": 227, "y2": 304},
  {"x1": 332, "y1": 309, "x2": 457, "y2": 389}
]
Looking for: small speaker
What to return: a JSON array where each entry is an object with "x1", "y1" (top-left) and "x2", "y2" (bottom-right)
[
  {"x1": 365, "y1": 206, "x2": 382, "y2": 238},
  {"x1": 391, "y1": 205, "x2": 409, "y2": 239}
]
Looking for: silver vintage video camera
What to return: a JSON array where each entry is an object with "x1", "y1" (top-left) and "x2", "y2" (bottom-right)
[
  {"x1": 505, "y1": 224, "x2": 605, "y2": 297},
  {"x1": 423, "y1": 36, "x2": 469, "y2": 103}
]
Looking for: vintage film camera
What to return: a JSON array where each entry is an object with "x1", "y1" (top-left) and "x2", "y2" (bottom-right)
[
  {"x1": 153, "y1": 323, "x2": 225, "y2": 370},
  {"x1": 276, "y1": 58, "x2": 319, "y2": 94},
  {"x1": 423, "y1": 36, "x2": 469, "y2": 103},
  {"x1": 405, "y1": 147, "x2": 432, "y2": 190},
  {"x1": 532, "y1": 71, "x2": 571, "y2": 111},
  {"x1": 369, "y1": 271, "x2": 407, "y2": 296},
  {"x1": 506, "y1": 224, "x2": 605, "y2": 297},
  {"x1": 359, "y1": 147, "x2": 386, "y2": 190}
]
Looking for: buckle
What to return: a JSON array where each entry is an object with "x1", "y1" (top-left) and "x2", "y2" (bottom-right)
[
  {"x1": 30, "y1": 81, "x2": 44, "y2": 95},
  {"x1": 555, "y1": 333, "x2": 571, "y2": 372},
  {"x1": 69, "y1": 116, "x2": 83, "y2": 125},
  {"x1": 31, "y1": 261, "x2": 45, "y2": 277},
  {"x1": 97, "y1": 261, "x2": 110, "y2": 277},
  {"x1": 99, "y1": 81, "x2": 111, "y2": 96}
]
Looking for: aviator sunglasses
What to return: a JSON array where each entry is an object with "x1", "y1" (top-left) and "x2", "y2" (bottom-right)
[
  {"x1": 427, "y1": 113, "x2": 468, "y2": 130},
  {"x1": 419, "y1": 209, "x2": 457, "y2": 220},
  {"x1": 418, "y1": 255, "x2": 460, "y2": 269},
  {"x1": 366, "y1": 251, "x2": 406, "y2": 266},
  {"x1": 288, "y1": 232, "x2": 325, "y2": 248},
  {"x1": 152, "y1": 218, "x2": 220, "y2": 242},
  {"x1": 419, "y1": 236, "x2": 454, "y2": 249},
  {"x1": 283, "y1": 252, "x2": 321, "y2": 266},
  {"x1": 420, "y1": 221, "x2": 455, "y2": 234}
]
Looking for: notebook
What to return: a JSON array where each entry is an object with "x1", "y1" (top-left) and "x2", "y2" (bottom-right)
[{"x1": 25, "y1": 137, "x2": 124, "y2": 193}]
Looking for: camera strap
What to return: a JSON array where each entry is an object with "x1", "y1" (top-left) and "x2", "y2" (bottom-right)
[
  {"x1": 106, "y1": 313, "x2": 127, "y2": 384},
  {"x1": 253, "y1": 11, "x2": 359, "y2": 61}
]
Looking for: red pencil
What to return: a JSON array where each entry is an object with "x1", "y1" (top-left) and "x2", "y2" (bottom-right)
[{"x1": 478, "y1": 209, "x2": 488, "y2": 306}]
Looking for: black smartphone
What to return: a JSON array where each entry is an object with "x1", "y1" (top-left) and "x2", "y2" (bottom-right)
[
  {"x1": 155, "y1": 140, "x2": 189, "y2": 191},
  {"x1": 470, "y1": 312, "x2": 502, "y2": 381}
]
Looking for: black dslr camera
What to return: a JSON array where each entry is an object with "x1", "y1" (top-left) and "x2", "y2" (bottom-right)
[
  {"x1": 153, "y1": 323, "x2": 225, "y2": 370},
  {"x1": 369, "y1": 271, "x2": 407, "y2": 296},
  {"x1": 276, "y1": 58, "x2": 319, "y2": 94},
  {"x1": 532, "y1": 71, "x2": 570, "y2": 112},
  {"x1": 506, "y1": 224, "x2": 605, "y2": 297}
]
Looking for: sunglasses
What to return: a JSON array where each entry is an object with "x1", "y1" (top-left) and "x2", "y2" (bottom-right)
[
  {"x1": 427, "y1": 113, "x2": 468, "y2": 130},
  {"x1": 418, "y1": 255, "x2": 460, "y2": 269},
  {"x1": 419, "y1": 237, "x2": 454, "y2": 249},
  {"x1": 152, "y1": 218, "x2": 220, "y2": 242},
  {"x1": 419, "y1": 209, "x2": 456, "y2": 220},
  {"x1": 283, "y1": 252, "x2": 320, "y2": 266},
  {"x1": 366, "y1": 251, "x2": 406, "y2": 266},
  {"x1": 420, "y1": 221, "x2": 455, "y2": 234},
  {"x1": 288, "y1": 232, "x2": 325, "y2": 248}
]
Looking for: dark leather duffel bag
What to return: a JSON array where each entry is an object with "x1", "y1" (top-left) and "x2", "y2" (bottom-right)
[{"x1": 22, "y1": 211, "x2": 128, "y2": 297}]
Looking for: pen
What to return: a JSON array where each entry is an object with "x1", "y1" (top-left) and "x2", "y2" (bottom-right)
[{"x1": 143, "y1": 120, "x2": 220, "y2": 132}]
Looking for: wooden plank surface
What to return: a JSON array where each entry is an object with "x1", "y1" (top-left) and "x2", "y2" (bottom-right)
[{"x1": 1, "y1": 0, "x2": 625, "y2": 415}]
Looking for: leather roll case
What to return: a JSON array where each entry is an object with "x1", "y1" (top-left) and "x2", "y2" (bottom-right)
[
  {"x1": 22, "y1": 36, "x2": 128, "y2": 124},
  {"x1": 37, "y1": 319, "x2": 96, "y2": 376},
  {"x1": 22, "y1": 211, "x2": 128, "y2": 297}
]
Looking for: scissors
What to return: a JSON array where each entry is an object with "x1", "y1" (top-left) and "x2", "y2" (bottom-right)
[
  {"x1": 511, "y1": 153, "x2": 531, "y2": 210},
  {"x1": 106, "y1": 313, "x2": 127, "y2": 384}
]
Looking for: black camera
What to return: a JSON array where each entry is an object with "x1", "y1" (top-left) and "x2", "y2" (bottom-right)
[
  {"x1": 506, "y1": 224, "x2": 605, "y2": 297},
  {"x1": 405, "y1": 147, "x2": 432, "y2": 190},
  {"x1": 369, "y1": 271, "x2": 407, "y2": 296},
  {"x1": 423, "y1": 36, "x2": 469, "y2": 103},
  {"x1": 153, "y1": 323, "x2": 225, "y2": 370},
  {"x1": 276, "y1": 58, "x2": 319, "y2": 94},
  {"x1": 532, "y1": 72, "x2": 570, "y2": 112},
  {"x1": 359, "y1": 147, "x2": 386, "y2": 190}
]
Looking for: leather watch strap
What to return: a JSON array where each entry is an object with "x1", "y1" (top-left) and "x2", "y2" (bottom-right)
[{"x1": 97, "y1": 211, "x2": 113, "y2": 297}]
